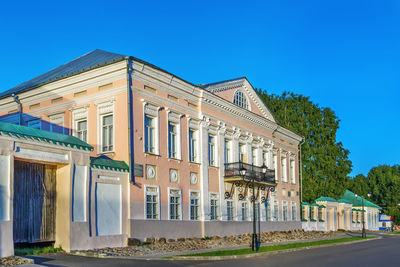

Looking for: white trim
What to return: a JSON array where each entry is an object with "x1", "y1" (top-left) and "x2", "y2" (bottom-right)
[
  {"x1": 168, "y1": 187, "x2": 182, "y2": 221},
  {"x1": 144, "y1": 185, "x2": 160, "y2": 220}
]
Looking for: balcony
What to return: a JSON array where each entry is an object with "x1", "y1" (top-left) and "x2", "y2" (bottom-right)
[{"x1": 224, "y1": 162, "x2": 276, "y2": 186}]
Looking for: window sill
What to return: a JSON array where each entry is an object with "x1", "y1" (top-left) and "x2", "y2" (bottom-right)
[
  {"x1": 189, "y1": 161, "x2": 201, "y2": 166},
  {"x1": 168, "y1": 158, "x2": 182, "y2": 163},
  {"x1": 144, "y1": 152, "x2": 161, "y2": 157},
  {"x1": 208, "y1": 165, "x2": 219, "y2": 170},
  {"x1": 99, "y1": 151, "x2": 115, "y2": 156}
]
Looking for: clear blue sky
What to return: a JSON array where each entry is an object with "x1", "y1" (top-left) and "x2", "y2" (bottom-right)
[{"x1": 1, "y1": 0, "x2": 399, "y2": 176}]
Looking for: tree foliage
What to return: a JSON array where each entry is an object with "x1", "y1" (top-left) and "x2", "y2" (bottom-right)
[
  {"x1": 349, "y1": 165, "x2": 400, "y2": 224},
  {"x1": 256, "y1": 90, "x2": 352, "y2": 202}
]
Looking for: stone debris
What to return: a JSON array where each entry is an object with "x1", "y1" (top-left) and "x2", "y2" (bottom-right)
[
  {"x1": 0, "y1": 256, "x2": 31, "y2": 266},
  {"x1": 76, "y1": 230, "x2": 342, "y2": 257}
]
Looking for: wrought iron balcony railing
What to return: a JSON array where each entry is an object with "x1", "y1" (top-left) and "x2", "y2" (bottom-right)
[{"x1": 224, "y1": 162, "x2": 276, "y2": 184}]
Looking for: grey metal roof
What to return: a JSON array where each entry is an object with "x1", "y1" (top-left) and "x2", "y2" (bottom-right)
[{"x1": 0, "y1": 49, "x2": 125, "y2": 99}]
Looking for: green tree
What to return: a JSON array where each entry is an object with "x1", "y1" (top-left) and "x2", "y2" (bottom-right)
[{"x1": 256, "y1": 90, "x2": 352, "y2": 202}]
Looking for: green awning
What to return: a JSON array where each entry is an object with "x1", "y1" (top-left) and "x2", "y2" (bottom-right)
[
  {"x1": 301, "y1": 202, "x2": 311, "y2": 205},
  {"x1": 90, "y1": 156, "x2": 129, "y2": 172},
  {"x1": 310, "y1": 203, "x2": 319, "y2": 207},
  {"x1": 0, "y1": 121, "x2": 93, "y2": 151},
  {"x1": 318, "y1": 205, "x2": 326, "y2": 208}
]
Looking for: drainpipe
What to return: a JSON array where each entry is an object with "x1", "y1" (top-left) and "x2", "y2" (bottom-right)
[
  {"x1": 11, "y1": 93, "x2": 22, "y2": 125},
  {"x1": 126, "y1": 57, "x2": 135, "y2": 184},
  {"x1": 299, "y1": 136, "x2": 305, "y2": 203}
]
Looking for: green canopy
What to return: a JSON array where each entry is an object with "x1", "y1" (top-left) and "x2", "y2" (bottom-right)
[
  {"x1": 0, "y1": 121, "x2": 93, "y2": 151},
  {"x1": 342, "y1": 190, "x2": 382, "y2": 209},
  {"x1": 90, "y1": 156, "x2": 129, "y2": 172}
]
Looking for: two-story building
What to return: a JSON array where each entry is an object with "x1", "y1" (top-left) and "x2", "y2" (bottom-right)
[{"x1": 0, "y1": 49, "x2": 302, "y2": 256}]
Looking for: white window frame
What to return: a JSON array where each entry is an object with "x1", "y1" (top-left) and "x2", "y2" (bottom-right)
[
  {"x1": 71, "y1": 106, "x2": 89, "y2": 142},
  {"x1": 291, "y1": 202, "x2": 297, "y2": 221},
  {"x1": 189, "y1": 190, "x2": 200, "y2": 221},
  {"x1": 100, "y1": 113, "x2": 114, "y2": 153},
  {"x1": 144, "y1": 185, "x2": 160, "y2": 220},
  {"x1": 96, "y1": 100, "x2": 115, "y2": 154},
  {"x1": 240, "y1": 201, "x2": 248, "y2": 221},
  {"x1": 273, "y1": 200, "x2": 279, "y2": 221},
  {"x1": 233, "y1": 89, "x2": 250, "y2": 110},
  {"x1": 168, "y1": 187, "x2": 182, "y2": 220},
  {"x1": 290, "y1": 158, "x2": 296, "y2": 184},
  {"x1": 167, "y1": 110, "x2": 182, "y2": 160},
  {"x1": 226, "y1": 200, "x2": 234, "y2": 221},
  {"x1": 208, "y1": 134, "x2": 216, "y2": 166},
  {"x1": 251, "y1": 147, "x2": 257, "y2": 165},
  {"x1": 143, "y1": 101, "x2": 160, "y2": 155},
  {"x1": 281, "y1": 156, "x2": 287, "y2": 182},
  {"x1": 224, "y1": 139, "x2": 232, "y2": 164},
  {"x1": 210, "y1": 193, "x2": 219, "y2": 220},
  {"x1": 188, "y1": 128, "x2": 199, "y2": 163},
  {"x1": 282, "y1": 201, "x2": 288, "y2": 221}
]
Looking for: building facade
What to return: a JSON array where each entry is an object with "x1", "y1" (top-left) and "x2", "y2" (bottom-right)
[
  {"x1": 0, "y1": 49, "x2": 303, "y2": 254},
  {"x1": 301, "y1": 190, "x2": 381, "y2": 232}
]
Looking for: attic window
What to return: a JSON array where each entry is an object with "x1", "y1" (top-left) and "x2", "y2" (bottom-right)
[{"x1": 233, "y1": 90, "x2": 249, "y2": 110}]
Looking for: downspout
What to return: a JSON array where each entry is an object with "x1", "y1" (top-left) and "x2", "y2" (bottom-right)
[
  {"x1": 11, "y1": 93, "x2": 22, "y2": 125},
  {"x1": 299, "y1": 136, "x2": 305, "y2": 203},
  {"x1": 126, "y1": 57, "x2": 135, "y2": 184}
]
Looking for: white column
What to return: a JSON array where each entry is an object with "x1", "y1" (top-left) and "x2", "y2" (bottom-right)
[
  {"x1": 218, "y1": 127, "x2": 226, "y2": 221},
  {"x1": 199, "y1": 120, "x2": 210, "y2": 221}
]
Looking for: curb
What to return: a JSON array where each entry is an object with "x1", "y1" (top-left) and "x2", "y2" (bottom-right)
[{"x1": 170, "y1": 237, "x2": 380, "y2": 261}]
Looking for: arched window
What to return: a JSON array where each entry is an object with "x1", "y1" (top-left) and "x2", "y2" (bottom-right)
[{"x1": 233, "y1": 90, "x2": 249, "y2": 110}]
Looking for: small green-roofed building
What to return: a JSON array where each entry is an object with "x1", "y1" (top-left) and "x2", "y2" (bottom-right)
[
  {"x1": 342, "y1": 190, "x2": 382, "y2": 209},
  {"x1": 310, "y1": 203, "x2": 319, "y2": 206},
  {"x1": 315, "y1": 196, "x2": 337, "y2": 202},
  {"x1": 338, "y1": 198, "x2": 353, "y2": 204}
]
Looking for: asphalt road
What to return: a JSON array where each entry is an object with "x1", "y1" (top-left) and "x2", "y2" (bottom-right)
[{"x1": 28, "y1": 235, "x2": 400, "y2": 267}]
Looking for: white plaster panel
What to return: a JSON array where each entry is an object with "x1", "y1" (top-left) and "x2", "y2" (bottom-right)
[
  {"x1": 96, "y1": 183, "x2": 122, "y2": 236},
  {"x1": 0, "y1": 155, "x2": 10, "y2": 221},
  {"x1": 73, "y1": 165, "x2": 87, "y2": 222}
]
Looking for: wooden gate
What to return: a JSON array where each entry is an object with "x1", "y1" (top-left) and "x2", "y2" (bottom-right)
[{"x1": 13, "y1": 161, "x2": 56, "y2": 243}]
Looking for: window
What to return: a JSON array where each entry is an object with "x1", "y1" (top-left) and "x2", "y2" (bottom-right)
[
  {"x1": 144, "y1": 115, "x2": 155, "y2": 153},
  {"x1": 224, "y1": 139, "x2": 231, "y2": 164},
  {"x1": 145, "y1": 186, "x2": 159, "y2": 219},
  {"x1": 282, "y1": 189, "x2": 286, "y2": 197},
  {"x1": 302, "y1": 205, "x2": 307, "y2": 220},
  {"x1": 290, "y1": 159, "x2": 295, "y2": 184},
  {"x1": 255, "y1": 203, "x2": 260, "y2": 221},
  {"x1": 273, "y1": 200, "x2": 279, "y2": 221},
  {"x1": 233, "y1": 90, "x2": 249, "y2": 110},
  {"x1": 291, "y1": 202, "x2": 297, "y2": 221},
  {"x1": 310, "y1": 206, "x2": 315, "y2": 220},
  {"x1": 101, "y1": 114, "x2": 113, "y2": 152},
  {"x1": 273, "y1": 153, "x2": 277, "y2": 181},
  {"x1": 318, "y1": 208, "x2": 323, "y2": 221},
  {"x1": 77, "y1": 120, "x2": 87, "y2": 142},
  {"x1": 169, "y1": 189, "x2": 181, "y2": 220},
  {"x1": 190, "y1": 192, "x2": 200, "y2": 220},
  {"x1": 283, "y1": 201, "x2": 288, "y2": 221},
  {"x1": 189, "y1": 129, "x2": 198, "y2": 162},
  {"x1": 208, "y1": 135, "x2": 216, "y2": 166},
  {"x1": 241, "y1": 202, "x2": 248, "y2": 221},
  {"x1": 251, "y1": 147, "x2": 257, "y2": 165},
  {"x1": 266, "y1": 201, "x2": 272, "y2": 221},
  {"x1": 263, "y1": 151, "x2": 268, "y2": 168},
  {"x1": 168, "y1": 122, "x2": 177, "y2": 158},
  {"x1": 239, "y1": 143, "x2": 246, "y2": 163},
  {"x1": 281, "y1": 157, "x2": 287, "y2": 182},
  {"x1": 210, "y1": 194, "x2": 218, "y2": 220},
  {"x1": 227, "y1": 200, "x2": 234, "y2": 221}
]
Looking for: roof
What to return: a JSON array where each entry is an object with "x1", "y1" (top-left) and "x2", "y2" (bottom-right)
[
  {"x1": 90, "y1": 155, "x2": 129, "y2": 172},
  {"x1": 200, "y1": 77, "x2": 247, "y2": 93},
  {"x1": 301, "y1": 202, "x2": 311, "y2": 205},
  {"x1": 315, "y1": 197, "x2": 337, "y2": 202},
  {"x1": 338, "y1": 198, "x2": 353, "y2": 204},
  {"x1": 318, "y1": 205, "x2": 326, "y2": 208},
  {"x1": 342, "y1": 190, "x2": 382, "y2": 209},
  {"x1": 0, "y1": 121, "x2": 93, "y2": 151},
  {"x1": 0, "y1": 49, "x2": 125, "y2": 99},
  {"x1": 310, "y1": 203, "x2": 319, "y2": 207}
]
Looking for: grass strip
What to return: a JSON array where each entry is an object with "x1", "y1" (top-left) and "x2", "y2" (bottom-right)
[
  {"x1": 178, "y1": 237, "x2": 375, "y2": 257},
  {"x1": 15, "y1": 246, "x2": 63, "y2": 256}
]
